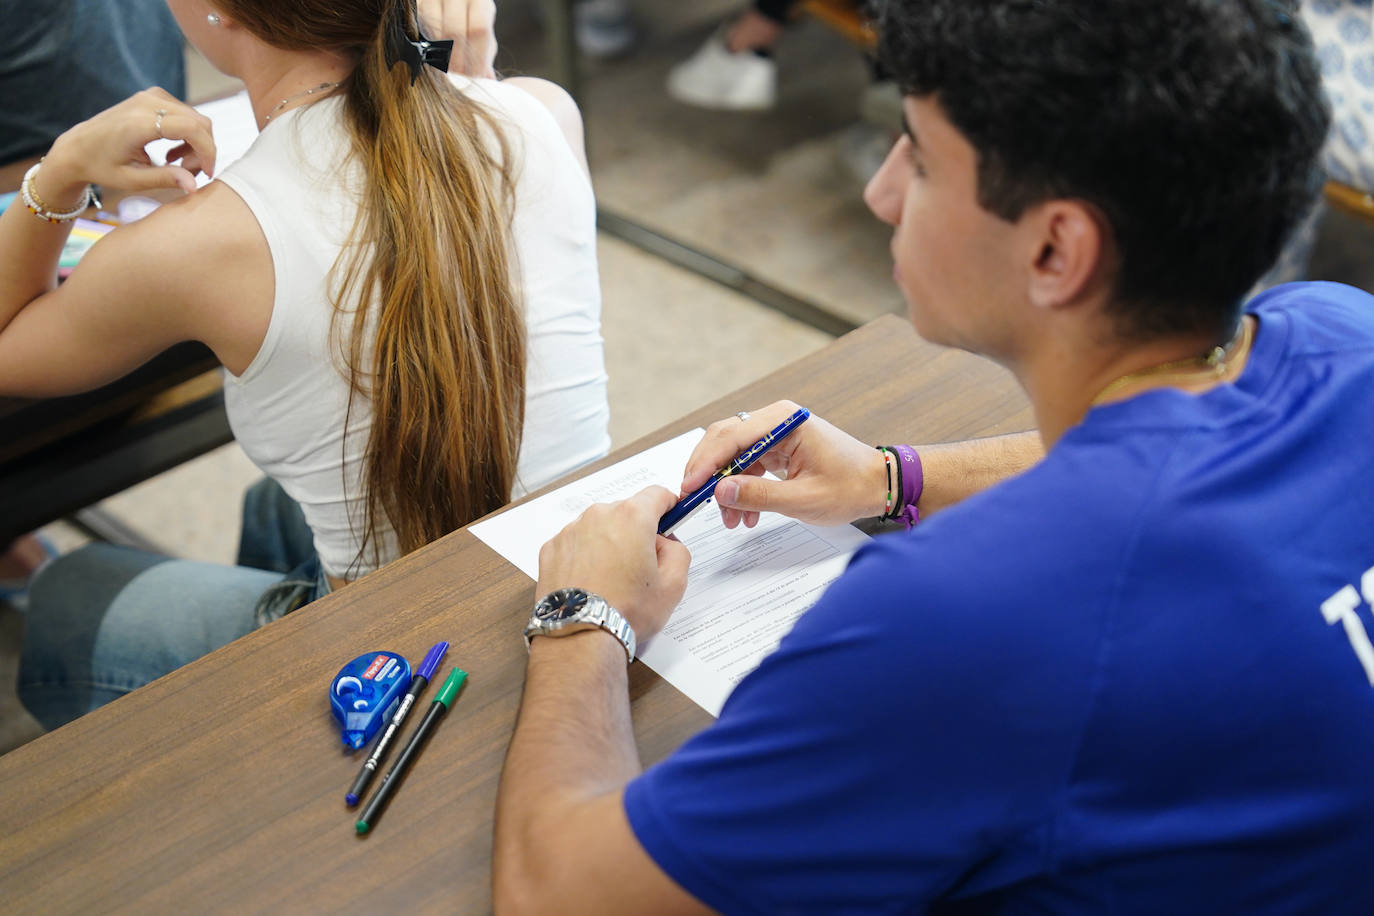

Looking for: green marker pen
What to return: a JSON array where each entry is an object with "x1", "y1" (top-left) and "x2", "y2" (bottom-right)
[{"x1": 355, "y1": 667, "x2": 467, "y2": 835}]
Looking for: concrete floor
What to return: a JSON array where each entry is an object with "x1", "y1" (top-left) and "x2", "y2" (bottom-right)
[{"x1": 3, "y1": 0, "x2": 1372, "y2": 754}]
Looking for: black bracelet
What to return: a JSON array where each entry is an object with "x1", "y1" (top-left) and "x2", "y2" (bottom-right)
[
  {"x1": 877, "y1": 444, "x2": 909, "y2": 521},
  {"x1": 876, "y1": 445, "x2": 900, "y2": 521},
  {"x1": 880, "y1": 446, "x2": 894, "y2": 518},
  {"x1": 890, "y1": 445, "x2": 905, "y2": 518}
]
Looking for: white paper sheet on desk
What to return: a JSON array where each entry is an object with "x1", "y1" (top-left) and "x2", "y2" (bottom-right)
[{"x1": 470, "y1": 429, "x2": 871, "y2": 716}]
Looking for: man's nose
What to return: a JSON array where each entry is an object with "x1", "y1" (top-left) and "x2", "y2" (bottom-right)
[{"x1": 863, "y1": 140, "x2": 906, "y2": 227}]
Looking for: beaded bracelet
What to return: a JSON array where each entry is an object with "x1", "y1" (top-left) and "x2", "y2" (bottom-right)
[
  {"x1": 21, "y1": 160, "x2": 98, "y2": 224},
  {"x1": 876, "y1": 444, "x2": 923, "y2": 529}
]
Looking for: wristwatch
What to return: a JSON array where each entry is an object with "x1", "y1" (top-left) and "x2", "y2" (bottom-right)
[{"x1": 525, "y1": 588, "x2": 637, "y2": 663}]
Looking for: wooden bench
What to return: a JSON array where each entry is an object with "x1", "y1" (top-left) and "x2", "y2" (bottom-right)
[
  {"x1": 1325, "y1": 180, "x2": 1374, "y2": 225},
  {"x1": 798, "y1": 0, "x2": 876, "y2": 49},
  {"x1": 0, "y1": 346, "x2": 232, "y2": 550}
]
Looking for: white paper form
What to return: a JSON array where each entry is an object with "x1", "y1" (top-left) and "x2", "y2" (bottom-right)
[{"x1": 470, "y1": 429, "x2": 870, "y2": 716}]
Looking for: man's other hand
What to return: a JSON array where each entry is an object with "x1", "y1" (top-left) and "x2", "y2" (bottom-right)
[{"x1": 536, "y1": 486, "x2": 691, "y2": 644}]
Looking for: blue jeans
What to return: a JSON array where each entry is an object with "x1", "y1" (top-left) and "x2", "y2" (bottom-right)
[{"x1": 17, "y1": 478, "x2": 328, "y2": 730}]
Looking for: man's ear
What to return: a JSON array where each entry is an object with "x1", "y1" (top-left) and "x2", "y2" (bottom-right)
[{"x1": 1025, "y1": 200, "x2": 1108, "y2": 311}]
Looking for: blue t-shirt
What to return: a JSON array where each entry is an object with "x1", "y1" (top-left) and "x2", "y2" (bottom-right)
[{"x1": 624, "y1": 282, "x2": 1374, "y2": 914}]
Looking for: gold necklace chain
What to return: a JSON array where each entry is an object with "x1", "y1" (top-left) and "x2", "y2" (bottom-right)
[
  {"x1": 262, "y1": 81, "x2": 341, "y2": 125},
  {"x1": 1091, "y1": 318, "x2": 1253, "y2": 406}
]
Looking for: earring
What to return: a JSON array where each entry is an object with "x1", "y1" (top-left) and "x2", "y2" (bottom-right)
[{"x1": 207, "y1": 12, "x2": 221, "y2": 26}]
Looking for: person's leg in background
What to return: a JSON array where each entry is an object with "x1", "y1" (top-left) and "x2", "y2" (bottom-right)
[
  {"x1": 15, "y1": 477, "x2": 329, "y2": 735},
  {"x1": 17, "y1": 546, "x2": 279, "y2": 731},
  {"x1": 725, "y1": 0, "x2": 792, "y2": 53},
  {"x1": 574, "y1": 0, "x2": 638, "y2": 59},
  {"x1": 0, "y1": 536, "x2": 56, "y2": 753},
  {"x1": 0, "y1": 536, "x2": 57, "y2": 608},
  {"x1": 236, "y1": 477, "x2": 330, "y2": 628},
  {"x1": 667, "y1": 0, "x2": 797, "y2": 110},
  {"x1": 237, "y1": 477, "x2": 316, "y2": 574}
]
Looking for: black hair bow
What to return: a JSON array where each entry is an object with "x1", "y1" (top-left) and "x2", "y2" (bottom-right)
[{"x1": 384, "y1": 5, "x2": 454, "y2": 85}]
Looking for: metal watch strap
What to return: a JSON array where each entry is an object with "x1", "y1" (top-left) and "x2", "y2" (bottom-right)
[
  {"x1": 525, "y1": 592, "x2": 637, "y2": 664},
  {"x1": 580, "y1": 595, "x2": 637, "y2": 664}
]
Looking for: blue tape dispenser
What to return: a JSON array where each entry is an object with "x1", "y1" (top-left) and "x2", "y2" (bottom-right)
[{"x1": 330, "y1": 651, "x2": 411, "y2": 751}]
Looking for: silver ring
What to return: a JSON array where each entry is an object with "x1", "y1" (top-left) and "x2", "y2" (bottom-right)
[
  {"x1": 735, "y1": 411, "x2": 750, "y2": 422},
  {"x1": 155, "y1": 108, "x2": 167, "y2": 138}
]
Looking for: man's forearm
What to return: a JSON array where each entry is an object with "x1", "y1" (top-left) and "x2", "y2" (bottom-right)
[
  {"x1": 494, "y1": 631, "x2": 642, "y2": 910},
  {"x1": 917, "y1": 430, "x2": 1044, "y2": 516}
]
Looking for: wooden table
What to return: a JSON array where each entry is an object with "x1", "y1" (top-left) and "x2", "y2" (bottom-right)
[{"x1": 0, "y1": 315, "x2": 1032, "y2": 913}]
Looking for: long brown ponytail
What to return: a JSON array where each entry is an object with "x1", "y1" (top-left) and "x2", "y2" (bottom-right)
[{"x1": 220, "y1": 0, "x2": 526, "y2": 569}]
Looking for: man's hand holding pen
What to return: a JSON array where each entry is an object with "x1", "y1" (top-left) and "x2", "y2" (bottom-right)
[
  {"x1": 681, "y1": 400, "x2": 889, "y2": 529},
  {"x1": 533, "y1": 401, "x2": 888, "y2": 644}
]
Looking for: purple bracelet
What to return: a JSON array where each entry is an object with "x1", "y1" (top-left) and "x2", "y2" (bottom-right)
[{"x1": 890, "y1": 444, "x2": 923, "y2": 529}]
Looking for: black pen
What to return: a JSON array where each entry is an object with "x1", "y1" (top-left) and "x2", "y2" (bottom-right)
[
  {"x1": 345, "y1": 641, "x2": 448, "y2": 806},
  {"x1": 355, "y1": 666, "x2": 468, "y2": 835}
]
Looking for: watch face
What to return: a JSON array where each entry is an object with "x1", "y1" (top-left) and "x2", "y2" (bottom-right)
[{"x1": 537, "y1": 588, "x2": 588, "y2": 622}]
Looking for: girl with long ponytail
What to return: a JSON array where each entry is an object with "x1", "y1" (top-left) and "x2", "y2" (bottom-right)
[{"x1": 0, "y1": 0, "x2": 609, "y2": 730}]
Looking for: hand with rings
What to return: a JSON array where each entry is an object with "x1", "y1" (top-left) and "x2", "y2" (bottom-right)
[
  {"x1": 34, "y1": 88, "x2": 218, "y2": 199},
  {"x1": 680, "y1": 400, "x2": 890, "y2": 529}
]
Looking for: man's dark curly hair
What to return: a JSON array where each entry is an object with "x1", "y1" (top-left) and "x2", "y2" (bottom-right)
[{"x1": 875, "y1": 0, "x2": 1330, "y2": 341}]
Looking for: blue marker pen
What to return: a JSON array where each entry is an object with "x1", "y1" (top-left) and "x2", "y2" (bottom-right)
[
  {"x1": 345, "y1": 641, "x2": 448, "y2": 806},
  {"x1": 658, "y1": 407, "x2": 811, "y2": 536}
]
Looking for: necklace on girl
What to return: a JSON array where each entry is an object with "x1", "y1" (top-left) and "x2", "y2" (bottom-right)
[{"x1": 262, "y1": 81, "x2": 342, "y2": 126}]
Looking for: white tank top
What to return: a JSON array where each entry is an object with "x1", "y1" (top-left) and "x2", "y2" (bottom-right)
[{"x1": 216, "y1": 76, "x2": 609, "y2": 578}]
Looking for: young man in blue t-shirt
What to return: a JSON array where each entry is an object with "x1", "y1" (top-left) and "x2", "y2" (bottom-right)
[{"x1": 493, "y1": 1, "x2": 1374, "y2": 912}]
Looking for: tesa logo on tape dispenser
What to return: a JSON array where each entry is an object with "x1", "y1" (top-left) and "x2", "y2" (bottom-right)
[{"x1": 330, "y1": 652, "x2": 411, "y2": 750}]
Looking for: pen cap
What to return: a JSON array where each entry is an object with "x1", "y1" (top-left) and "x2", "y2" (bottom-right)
[
  {"x1": 435, "y1": 668, "x2": 468, "y2": 708},
  {"x1": 417, "y1": 641, "x2": 450, "y2": 681}
]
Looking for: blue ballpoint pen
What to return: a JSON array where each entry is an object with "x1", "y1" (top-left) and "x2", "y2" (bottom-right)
[{"x1": 658, "y1": 407, "x2": 811, "y2": 536}]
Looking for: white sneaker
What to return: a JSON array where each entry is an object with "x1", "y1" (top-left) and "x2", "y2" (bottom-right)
[
  {"x1": 575, "y1": 0, "x2": 637, "y2": 60},
  {"x1": 667, "y1": 29, "x2": 778, "y2": 111}
]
